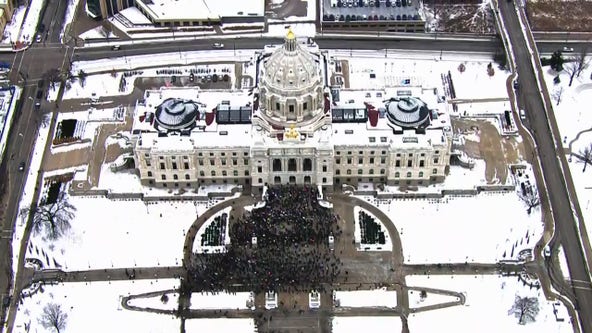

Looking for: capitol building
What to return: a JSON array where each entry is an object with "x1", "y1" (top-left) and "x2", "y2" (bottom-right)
[{"x1": 130, "y1": 31, "x2": 452, "y2": 193}]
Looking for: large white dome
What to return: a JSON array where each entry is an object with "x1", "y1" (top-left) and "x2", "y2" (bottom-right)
[
  {"x1": 257, "y1": 29, "x2": 328, "y2": 132},
  {"x1": 263, "y1": 30, "x2": 321, "y2": 92}
]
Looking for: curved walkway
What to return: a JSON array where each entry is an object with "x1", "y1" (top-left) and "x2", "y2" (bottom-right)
[
  {"x1": 568, "y1": 126, "x2": 592, "y2": 155},
  {"x1": 332, "y1": 194, "x2": 404, "y2": 270},
  {"x1": 182, "y1": 195, "x2": 258, "y2": 265}
]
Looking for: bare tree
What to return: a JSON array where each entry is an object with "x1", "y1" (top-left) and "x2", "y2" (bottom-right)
[
  {"x1": 38, "y1": 303, "x2": 68, "y2": 333},
  {"x1": 575, "y1": 46, "x2": 590, "y2": 77},
  {"x1": 520, "y1": 187, "x2": 540, "y2": 215},
  {"x1": 564, "y1": 60, "x2": 579, "y2": 86},
  {"x1": 487, "y1": 62, "x2": 495, "y2": 76},
  {"x1": 552, "y1": 87, "x2": 564, "y2": 106},
  {"x1": 43, "y1": 68, "x2": 61, "y2": 90},
  {"x1": 508, "y1": 296, "x2": 539, "y2": 325},
  {"x1": 577, "y1": 144, "x2": 592, "y2": 172},
  {"x1": 78, "y1": 70, "x2": 87, "y2": 88},
  {"x1": 25, "y1": 192, "x2": 76, "y2": 240},
  {"x1": 99, "y1": 25, "x2": 112, "y2": 39}
]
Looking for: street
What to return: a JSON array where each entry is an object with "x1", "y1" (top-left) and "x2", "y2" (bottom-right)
[{"x1": 498, "y1": 0, "x2": 592, "y2": 332}]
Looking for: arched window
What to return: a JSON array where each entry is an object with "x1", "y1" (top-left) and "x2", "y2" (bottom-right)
[
  {"x1": 303, "y1": 158, "x2": 312, "y2": 171},
  {"x1": 273, "y1": 159, "x2": 282, "y2": 172},
  {"x1": 288, "y1": 158, "x2": 297, "y2": 172}
]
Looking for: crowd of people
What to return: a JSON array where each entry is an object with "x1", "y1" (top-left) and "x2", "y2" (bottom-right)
[{"x1": 188, "y1": 185, "x2": 342, "y2": 293}]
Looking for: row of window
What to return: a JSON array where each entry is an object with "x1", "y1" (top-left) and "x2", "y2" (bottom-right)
[
  {"x1": 147, "y1": 170, "x2": 251, "y2": 180},
  {"x1": 147, "y1": 151, "x2": 250, "y2": 160},
  {"x1": 197, "y1": 158, "x2": 249, "y2": 167},
  {"x1": 335, "y1": 168, "x2": 439, "y2": 177},
  {"x1": 335, "y1": 150, "x2": 441, "y2": 156},
  {"x1": 337, "y1": 156, "x2": 387, "y2": 165}
]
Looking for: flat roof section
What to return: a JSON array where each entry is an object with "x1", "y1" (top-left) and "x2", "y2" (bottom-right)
[{"x1": 135, "y1": 0, "x2": 264, "y2": 21}]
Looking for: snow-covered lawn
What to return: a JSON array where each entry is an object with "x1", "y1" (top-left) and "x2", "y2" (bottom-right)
[
  {"x1": 332, "y1": 316, "x2": 402, "y2": 333},
  {"x1": 12, "y1": 113, "x2": 52, "y2": 274},
  {"x1": 25, "y1": 196, "x2": 203, "y2": 270},
  {"x1": 334, "y1": 288, "x2": 397, "y2": 308},
  {"x1": 1, "y1": 6, "x2": 26, "y2": 44},
  {"x1": 406, "y1": 275, "x2": 572, "y2": 333},
  {"x1": 344, "y1": 51, "x2": 510, "y2": 103},
  {"x1": 18, "y1": 0, "x2": 45, "y2": 44},
  {"x1": 543, "y1": 63, "x2": 592, "y2": 146},
  {"x1": 14, "y1": 279, "x2": 181, "y2": 333},
  {"x1": 408, "y1": 288, "x2": 461, "y2": 308},
  {"x1": 63, "y1": 62, "x2": 237, "y2": 100},
  {"x1": 60, "y1": 0, "x2": 81, "y2": 42},
  {"x1": 363, "y1": 191, "x2": 543, "y2": 264}
]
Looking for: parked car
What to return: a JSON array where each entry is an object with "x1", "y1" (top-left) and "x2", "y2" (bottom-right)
[
  {"x1": 18, "y1": 161, "x2": 25, "y2": 172},
  {"x1": 562, "y1": 46, "x2": 574, "y2": 52},
  {"x1": 35, "y1": 34, "x2": 42, "y2": 43},
  {"x1": 111, "y1": 45, "x2": 121, "y2": 51},
  {"x1": 212, "y1": 43, "x2": 224, "y2": 49},
  {"x1": 36, "y1": 89, "x2": 43, "y2": 100}
]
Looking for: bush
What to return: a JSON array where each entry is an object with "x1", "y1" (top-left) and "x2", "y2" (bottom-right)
[{"x1": 540, "y1": 57, "x2": 551, "y2": 66}]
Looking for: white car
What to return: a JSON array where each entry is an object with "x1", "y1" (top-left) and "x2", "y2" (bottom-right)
[
  {"x1": 562, "y1": 46, "x2": 574, "y2": 52},
  {"x1": 212, "y1": 43, "x2": 224, "y2": 49}
]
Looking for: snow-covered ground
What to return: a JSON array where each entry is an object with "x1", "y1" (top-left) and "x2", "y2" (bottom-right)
[
  {"x1": 406, "y1": 275, "x2": 572, "y2": 333},
  {"x1": 15, "y1": 0, "x2": 45, "y2": 45},
  {"x1": 359, "y1": 191, "x2": 543, "y2": 264},
  {"x1": 14, "y1": 279, "x2": 181, "y2": 332},
  {"x1": 63, "y1": 62, "x2": 236, "y2": 100},
  {"x1": 542, "y1": 60, "x2": 592, "y2": 246},
  {"x1": 334, "y1": 288, "x2": 397, "y2": 308},
  {"x1": 1, "y1": 6, "x2": 26, "y2": 44},
  {"x1": 543, "y1": 63, "x2": 592, "y2": 146},
  {"x1": 60, "y1": 0, "x2": 81, "y2": 42},
  {"x1": 332, "y1": 316, "x2": 402, "y2": 333},
  {"x1": 408, "y1": 288, "x2": 461, "y2": 308},
  {"x1": 25, "y1": 196, "x2": 201, "y2": 270},
  {"x1": 12, "y1": 113, "x2": 52, "y2": 275}
]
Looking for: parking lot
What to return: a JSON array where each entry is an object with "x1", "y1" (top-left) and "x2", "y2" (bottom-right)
[{"x1": 323, "y1": 0, "x2": 420, "y2": 22}]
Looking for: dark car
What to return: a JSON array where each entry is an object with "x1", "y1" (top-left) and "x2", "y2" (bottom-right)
[
  {"x1": 39, "y1": 23, "x2": 45, "y2": 32},
  {"x1": 36, "y1": 89, "x2": 43, "y2": 99}
]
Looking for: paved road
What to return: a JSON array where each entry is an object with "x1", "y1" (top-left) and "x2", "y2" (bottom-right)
[
  {"x1": 0, "y1": 1, "x2": 70, "y2": 330},
  {"x1": 498, "y1": 1, "x2": 592, "y2": 332}
]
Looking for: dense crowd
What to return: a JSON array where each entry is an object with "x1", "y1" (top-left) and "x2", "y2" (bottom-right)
[{"x1": 188, "y1": 185, "x2": 341, "y2": 293}]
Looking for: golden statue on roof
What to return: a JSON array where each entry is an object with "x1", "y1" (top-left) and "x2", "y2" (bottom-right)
[
  {"x1": 285, "y1": 124, "x2": 300, "y2": 140},
  {"x1": 286, "y1": 28, "x2": 295, "y2": 40}
]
